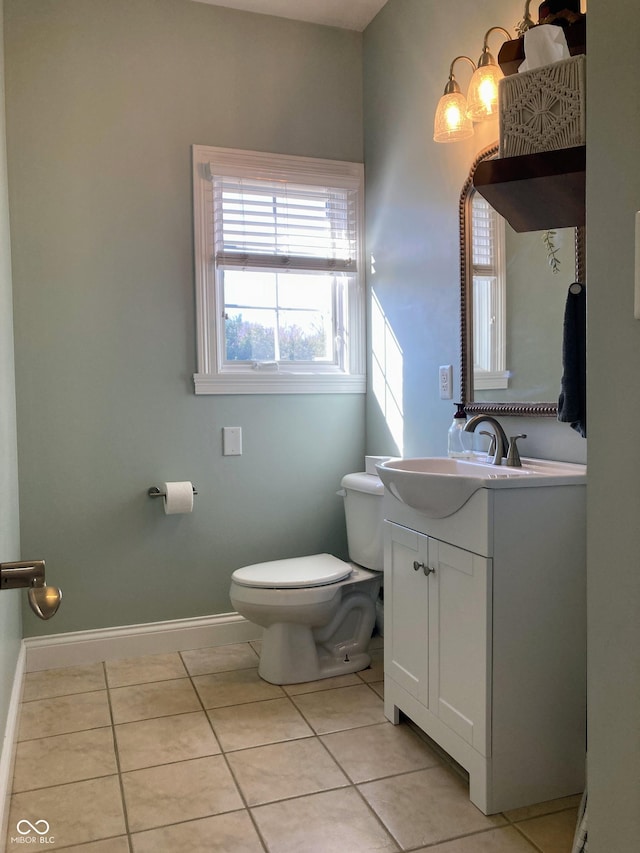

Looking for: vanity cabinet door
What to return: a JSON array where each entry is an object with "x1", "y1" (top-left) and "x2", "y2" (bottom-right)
[
  {"x1": 384, "y1": 522, "x2": 429, "y2": 705},
  {"x1": 428, "y1": 540, "x2": 491, "y2": 756}
]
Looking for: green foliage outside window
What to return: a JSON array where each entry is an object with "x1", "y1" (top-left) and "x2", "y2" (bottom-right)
[{"x1": 225, "y1": 314, "x2": 327, "y2": 362}]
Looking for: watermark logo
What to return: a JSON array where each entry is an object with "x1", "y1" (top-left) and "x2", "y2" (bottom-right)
[
  {"x1": 10, "y1": 819, "x2": 55, "y2": 845},
  {"x1": 16, "y1": 821, "x2": 49, "y2": 835}
]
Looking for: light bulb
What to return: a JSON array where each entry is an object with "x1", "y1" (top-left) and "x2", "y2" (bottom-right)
[
  {"x1": 466, "y1": 63, "x2": 503, "y2": 121},
  {"x1": 433, "y1": 56, "x2": 476, "y2": 144},
  {"x1": 466, "y1": 27, "x2": 511, "y2": 122},
  {"x1": 434, "y1": 92, "x2": 474, "y2": 142}
]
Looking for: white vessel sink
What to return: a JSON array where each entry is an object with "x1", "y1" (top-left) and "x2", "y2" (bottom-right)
[{"x1": 376, "y1": 456, "x2": 587, "y2": 518}]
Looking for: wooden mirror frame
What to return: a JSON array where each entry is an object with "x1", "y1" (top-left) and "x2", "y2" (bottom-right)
[{"x1": 460, "y1": 144, "x2": 586, "y2": 417}]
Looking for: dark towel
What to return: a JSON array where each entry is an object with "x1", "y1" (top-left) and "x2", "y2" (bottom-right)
[{"x1": 558, "y1": 282, "x2": 586, "y2": 437}]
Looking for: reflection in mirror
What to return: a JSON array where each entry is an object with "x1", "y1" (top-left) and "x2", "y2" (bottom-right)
[{"x1": 460, "y1": 145, "x2": 585, "y2": 417}]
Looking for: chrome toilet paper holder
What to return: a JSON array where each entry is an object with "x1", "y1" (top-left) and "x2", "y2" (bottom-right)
[{"x1": 148, "y1": 485, "x2": 198, "y2": 498}]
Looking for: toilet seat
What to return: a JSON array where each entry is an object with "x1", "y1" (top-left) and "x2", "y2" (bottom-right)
[{"x1": 231, "y1": 553, "x2": 352, "y2": 589}]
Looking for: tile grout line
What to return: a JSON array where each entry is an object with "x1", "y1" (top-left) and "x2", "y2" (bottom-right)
[
  {"x1": 20, "y1": 687, "x2": 106, "y2": 705},
  {"x1": 509, "y1": 821, "x2": 546, "y2": 853},
  {"x1": 271, "y1": 665, "x2": 402, "y2": 852},
  {"x1": 183, "y1": 644, "x2": 396, "y2": 850},
  {"x1": 110, "y1": 651, "x2": 269, "y2": 847},
  {"x1": 506, "y1": 812, "x2": 566, "y2": 853},
  {"x1": 103, "y1": 660, "x2": 135, "y2": 853},
  {"x1": 46, "y1": 831, "x2": 132, "y2": 852},
  {"x1": 400, "y1": 822, "x2": 542, "y2": 851},
  {"x1": 349, "y1": 779, "x2": 404, "y2": 851},
  {"x1": 10, "y1": 725, "x2": 115, "y2": 793},
  {"x1": 177, "y1": 648, "x2": 271, "y2": 853}
]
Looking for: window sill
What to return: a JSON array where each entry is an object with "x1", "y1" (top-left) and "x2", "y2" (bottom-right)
[
  {"x1": 473, "y1": 371, "x2": 509, "y2": 391},
  {"x1": 193, "y1": 372, "x2": 366, "y2": 395}
]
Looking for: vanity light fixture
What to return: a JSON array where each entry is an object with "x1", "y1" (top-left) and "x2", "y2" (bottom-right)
[
  {"x1": 433, "y1": 55, "x2": 476, "y2": 143},
  {"x1": 515, "y1": 0, "x2": 535, "y2": 36},
  {"x1": 466, "y1": 26, "x2": 512, "y2": 122}
]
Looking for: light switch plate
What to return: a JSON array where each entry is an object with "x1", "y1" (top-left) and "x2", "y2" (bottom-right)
[{"x1": 223, "y1": 426, "x2": 242, "y2": 456}]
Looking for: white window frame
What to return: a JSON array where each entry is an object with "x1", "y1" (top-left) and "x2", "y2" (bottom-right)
[
  {"x1": 471, "y1": 191, "x2": 509, "y2": 391},
  {"x1": 192, "y1": 145, "x2": 366, "y2": 394}
]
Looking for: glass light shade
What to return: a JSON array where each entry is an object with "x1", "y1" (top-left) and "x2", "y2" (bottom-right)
[
  {"x1": 433, "y1": 92, "x2": 474, "y2": 143},
  {"x1": 466, "y1": 62, "x2": 503, "y2": 121}
]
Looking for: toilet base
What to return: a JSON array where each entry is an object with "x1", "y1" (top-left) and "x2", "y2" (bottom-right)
[
  {"x1": 258, "y1": 620, "x2": 373, "y2": 685},
  {"x1": 231, "y1": 567, "x2": 381, "y2": 686}
]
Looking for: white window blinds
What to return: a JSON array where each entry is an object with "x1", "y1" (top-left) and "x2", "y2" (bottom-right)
[
  {"x1": 471, "y1": 194, "x2": 496, "y2": 269},
  {"x1": 212, "y1": 175, "x2": 359, "y2": 273},
  {"x1": 470, "y1": 191, "x2": 508, "y2": 390},
  {"x1": 193, "y1": 145, "x2": 365, "y2": 394}
]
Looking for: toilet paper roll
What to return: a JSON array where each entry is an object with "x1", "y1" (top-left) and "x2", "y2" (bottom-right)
[{"x1": 163, "y1": 481, "x2": 194, "y2": 515}]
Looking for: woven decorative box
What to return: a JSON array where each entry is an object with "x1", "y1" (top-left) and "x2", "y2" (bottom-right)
[{"x1": 499, "y1": 54, "x2": 585, "y2": 158}]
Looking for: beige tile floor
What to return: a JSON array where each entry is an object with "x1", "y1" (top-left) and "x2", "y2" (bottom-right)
[{"x1": 6, "y1": 640, "x2": 580, "y2": 852}]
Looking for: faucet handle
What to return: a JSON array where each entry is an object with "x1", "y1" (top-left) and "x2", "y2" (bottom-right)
[
  {"x1": 479, "y1": 430, "x2": 497, "y2": 458},
  {"x1": 506, "y1": 434, "x2": 527, "y2": 467}
]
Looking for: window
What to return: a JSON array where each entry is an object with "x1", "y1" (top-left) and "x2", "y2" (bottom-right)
[
  {"x1": 192, "y1": 146, "x2": 365, "y2": 394},
  {"x1": 471, "y1": 191, "x2": 508, "y2": 391}
]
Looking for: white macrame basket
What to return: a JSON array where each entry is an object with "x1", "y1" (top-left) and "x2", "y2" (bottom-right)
[{"x1": 499, "y1": 54, "x2": 585, "y2": 158}]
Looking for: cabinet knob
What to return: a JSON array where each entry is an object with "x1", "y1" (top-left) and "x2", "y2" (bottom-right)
[{"x1": 413, "y1": 561, "x2": 435, "y2": 576}]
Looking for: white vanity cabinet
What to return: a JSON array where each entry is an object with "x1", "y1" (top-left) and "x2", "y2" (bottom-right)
[
  {"x1": 386, "y1": 523, "x2": 490, "y2": 755},
  {"x1": 383, "y1": 482, "x2": 586, "y2": 815}
]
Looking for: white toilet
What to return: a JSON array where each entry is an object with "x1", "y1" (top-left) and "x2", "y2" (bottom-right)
[{"x1": 230, "y1": 468, "x2": 384, "y2": 685}]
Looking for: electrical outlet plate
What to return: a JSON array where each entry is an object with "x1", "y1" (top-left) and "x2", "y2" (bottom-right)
[{"x1": 439, "y1": 365, "x2": 453, "y2": 399}]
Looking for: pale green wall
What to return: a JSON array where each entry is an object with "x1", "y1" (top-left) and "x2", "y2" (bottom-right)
[
  {"x1": 586, "y1": 1, "x2": 640, "y2": 847},
  {"x1": 4, "y1": 0, "x2": 365, "y2": 636},
  {"x1": 363, "y1": 0, "x2": 587, "y2": 464},
  {"x1": 0, "y1": 0, "x2": 22, "y2": 742}
]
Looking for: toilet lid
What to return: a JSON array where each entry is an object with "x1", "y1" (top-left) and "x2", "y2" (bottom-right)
[{"x1": 232, "y1": 554, "x2": 352, "y2": 589}]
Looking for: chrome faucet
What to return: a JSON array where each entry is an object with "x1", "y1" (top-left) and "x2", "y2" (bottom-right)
[{"x1": 463, "y1": 415, "x2": 509, "y2": 466}]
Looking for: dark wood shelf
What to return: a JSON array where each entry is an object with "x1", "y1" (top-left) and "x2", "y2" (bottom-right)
[
  {"x1": 473, "y1": 146, "x2": 585, "y2": 233},
  {"x1": 498, "y1": 17, "x2": 586, "y2": 76}
]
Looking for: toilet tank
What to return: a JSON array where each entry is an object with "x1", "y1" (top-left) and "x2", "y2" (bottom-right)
[{"x1": 340, "y1": 471, "x2": 385, "y2": 570}]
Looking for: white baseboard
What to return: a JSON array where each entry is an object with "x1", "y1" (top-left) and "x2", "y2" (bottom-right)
[
  {"x1": 24, "y1": 612, "x2": 261, "y2": 672},
  {"x1": 0, "y1": 642, "x2": 26, "y2": 846}
]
